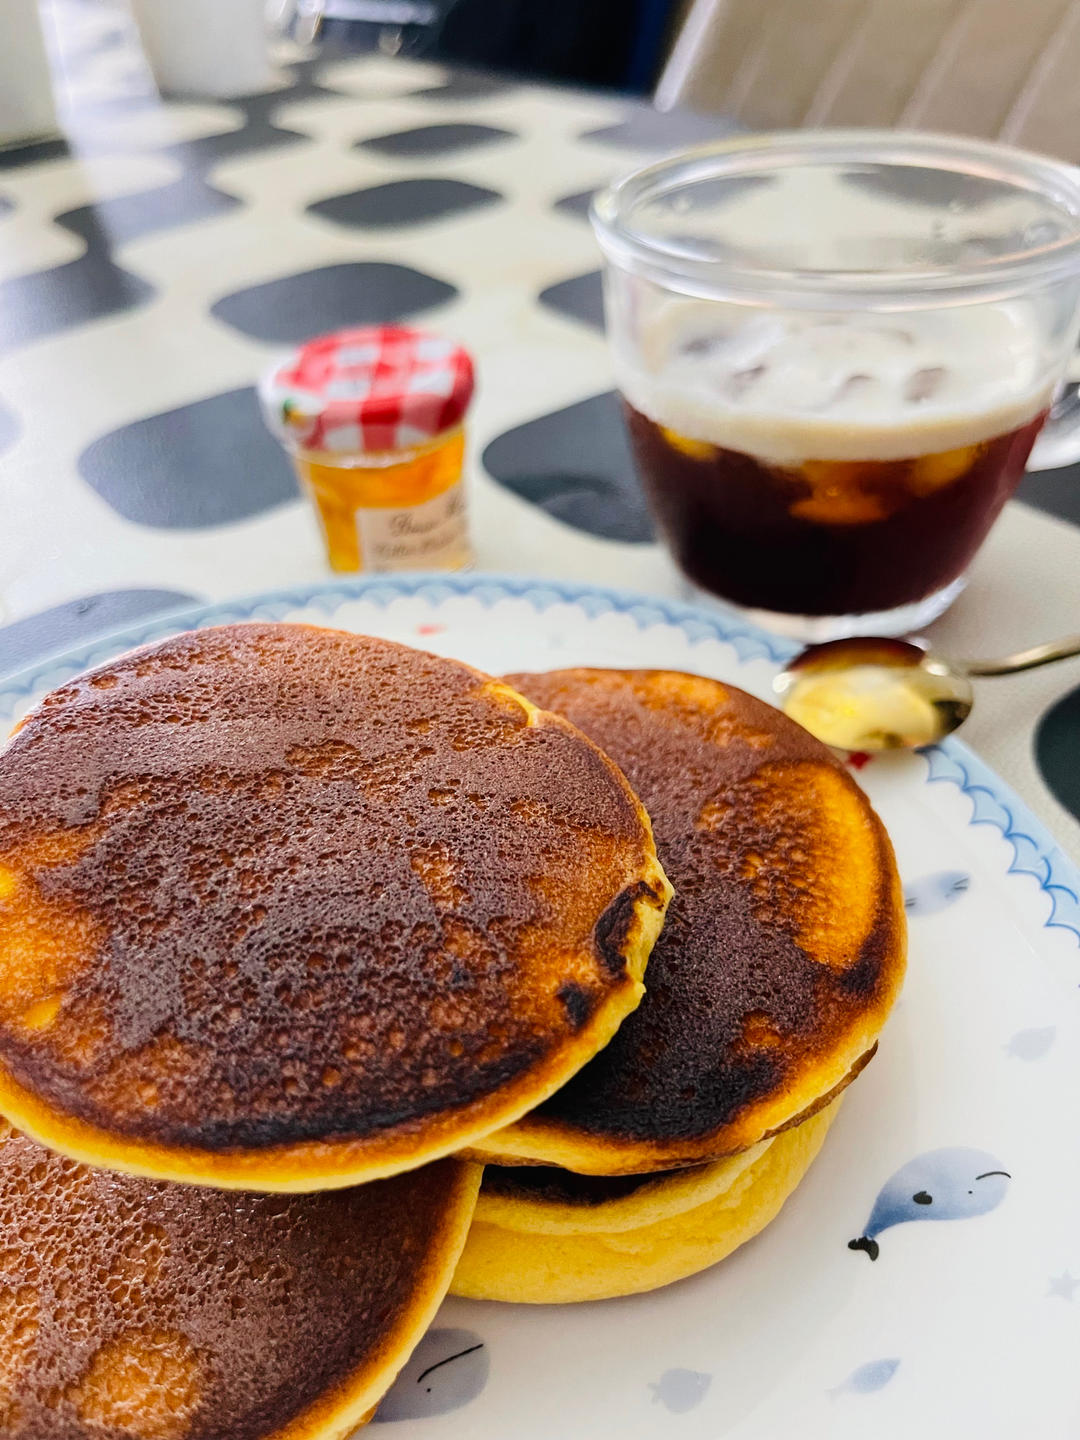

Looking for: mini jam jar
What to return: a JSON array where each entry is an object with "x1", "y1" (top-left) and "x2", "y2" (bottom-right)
[{"x1": 260, "y1": 325, "x2": 475, "y2": 574}]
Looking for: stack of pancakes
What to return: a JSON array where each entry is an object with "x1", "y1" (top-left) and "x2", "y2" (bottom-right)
[
  {"x1": 0, "y1": 623, "x2": 904, "y2": 1432},
  {"x1": 453, "y1": 667, "x2": 906, "y2": 1302}
]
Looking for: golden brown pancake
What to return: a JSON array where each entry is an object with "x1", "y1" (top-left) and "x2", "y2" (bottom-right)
[
  {"x1": 453, "y1": 1101, "x2": 838, "y2": 1303},
  {"x1": 473, "y1": 669, "x2": 904, "y2": 1174},
  {"x1": 0, "y1": 1119, "x2": 480, "y2": 1438},
  {"x1": 0, "y1": 627, "x2": 669, "y2": 1190}
]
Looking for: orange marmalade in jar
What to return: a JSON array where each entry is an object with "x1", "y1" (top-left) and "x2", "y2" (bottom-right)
[{"x1": 260, "y1": 325, "x2": 475, "y2": 573}]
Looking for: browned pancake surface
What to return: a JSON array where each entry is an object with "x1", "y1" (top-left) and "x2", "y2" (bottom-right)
[
  {"x1": 0, "y1": 1120, "x2": 477, "y2": 1439},
  {"x1": 0, "y1": 626, "x2": 664, "y2": 1182},
  {"x1": 491, "y1": 669, "x2": 905, "y2": 1169}
]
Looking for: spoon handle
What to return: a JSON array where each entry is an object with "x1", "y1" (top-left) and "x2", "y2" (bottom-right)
[{"x1": 964, "y1": 635, "x2": 1080, "y2": 677}]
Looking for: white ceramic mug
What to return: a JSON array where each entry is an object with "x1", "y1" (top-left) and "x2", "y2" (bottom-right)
[
  {"x1": 129, "y1": 0, "x2": 275, "y2": 98},
  {"x1": 0, "y1": 0, "x2": 58, "y2": 146}
]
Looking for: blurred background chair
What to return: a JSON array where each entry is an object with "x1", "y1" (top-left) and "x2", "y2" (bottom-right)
[
  {"x1": 433, "y1": 0, "x2": 675, "y2": 92},
  {"x1": 657, "y1": 0, "x2": 1080, "y2": 163},
  {"x1": 276, "y1": 0, "x2": 448, "y2": 56},
  {"x1": 279, "y1": 0, "x2": 679, "y2": 91}
]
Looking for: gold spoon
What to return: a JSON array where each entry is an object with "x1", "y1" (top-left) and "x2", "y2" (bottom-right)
[{"x1": 773, "y1": 634, "x2": 1080, "y2": 752}]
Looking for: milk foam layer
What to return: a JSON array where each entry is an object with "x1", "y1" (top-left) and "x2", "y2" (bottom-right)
[{"x1": 617, "y1": 301, "x2": 1054, "y2": 464}]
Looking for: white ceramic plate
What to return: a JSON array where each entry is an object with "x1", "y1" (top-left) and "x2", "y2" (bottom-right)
[{"x1": 2, "y1": 574, "x2": 1078, "y2": 1440}]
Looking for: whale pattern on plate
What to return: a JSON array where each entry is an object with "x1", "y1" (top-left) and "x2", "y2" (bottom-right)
[
  {"x1": 1047, "y1": 1272, "x2": 1078, "y2": 1300},
  {"x1": 849, "y1": 1148, "x2": 1011, "y2": 1260},
  {"x1": 1005, "y1": 1026, "x2": 1056, "y2": 1060},
  {"x1": 649, "y1": 1370, "x2": 712, "y2": 1414},
  {"x1": 903, "y1": 870, "x2": 971, "y2": 915},
  {"x1": 829, "y1": 1357, "x2": 901, "y2": 1397},
  {"x1": 374, "y1": 1329, "x2": 488, "y2": 1422}
]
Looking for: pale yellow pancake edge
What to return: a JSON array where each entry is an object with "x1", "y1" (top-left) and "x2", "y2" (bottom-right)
[{"x1": 452, "y1": 1102, "x2": 838, "y2": 1304}]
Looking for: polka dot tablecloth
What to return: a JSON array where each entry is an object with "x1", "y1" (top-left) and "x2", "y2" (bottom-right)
[{"x1": 2, "y1": 0, "x2": 1080, "y2": 857}]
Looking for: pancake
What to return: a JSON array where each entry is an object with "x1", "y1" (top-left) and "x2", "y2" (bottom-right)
[
  {"x1": 0, "y1": 626, "x2": 670, "y2": 1191},
  {"x1": 452, "y1": 1101, "x2": 837, "y2": 1303},
  {"x1": 473, "y1": 669, "x2": 905, "y2": 1174},
  {"x1": 0, "y1": 1119, "x2": 480, "y2": 1438},
  {"x1": 476, "y1": 1141, "x2": 771, "y2": 1235}
]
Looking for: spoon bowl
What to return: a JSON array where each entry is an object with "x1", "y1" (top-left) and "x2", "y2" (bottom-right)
[
  {"x1": 774, "y1": 631, "x2": 1080, "y2": 752},
  {"x1": 774, "y1": 637, "x2": 975, "y2": 751}
]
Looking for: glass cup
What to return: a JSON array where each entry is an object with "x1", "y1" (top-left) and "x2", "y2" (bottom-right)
[{"x1": 592, "y1": 131, "x2": 1080, "y2": 639}]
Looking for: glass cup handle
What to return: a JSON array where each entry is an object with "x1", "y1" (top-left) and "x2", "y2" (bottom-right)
[{"x1": 1028, "y1": 359, "x2": 1080, "y2": 470}]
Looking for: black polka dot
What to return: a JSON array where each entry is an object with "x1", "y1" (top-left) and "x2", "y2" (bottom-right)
[
  {"x1": 1018, "y1": 438, "x2": 1080, "y2": 529},
  {"x1": 0, "y1": 246, "x2": 154, "y2": 353},
  {"x1": 553, "y1": 188, "x2": 595, "y2": 222},
  {"x1": 0, "y1": 589, "x2": 202, "y2": 678},
  {"x1": 78, "y1": 388, "x2": 297, "y2": 529},
  {"x1": 483, "y1": 391, "x2": 653, "y2": 543},
  {"x1": 308, "y1": 178, "x2": 502, "y2": 230},
  {"x1": 1036, "y1": 684, "x2": 1080, "y2": 823},
  {"x1": 56, "y1": 176, "x2": 239, "y2": 248},
  {"x1": 356, "y1": 123, "x2": 514, "y2": 157},
  {"x1": 211, "y1": 262, "x2": 458, "y2": 343},
  {"x1": 538, "y1": 271, "x2": 604, "y2": 331},
  {"x1": 0, "y1": 137, "x2": 70, "y2": 170}
]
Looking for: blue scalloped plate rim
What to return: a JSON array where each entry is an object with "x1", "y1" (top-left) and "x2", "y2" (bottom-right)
[{"x1": 1, "y1": 571, "x2": 1077, "y2": 947}]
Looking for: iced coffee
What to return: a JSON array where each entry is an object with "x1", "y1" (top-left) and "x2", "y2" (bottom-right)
[
  {"x1": 592, "y1": 131, "x2": 1080, "y2": 636},
  {"x1": 618, "y1": 303, "x2": 1050, "y2": 621}
]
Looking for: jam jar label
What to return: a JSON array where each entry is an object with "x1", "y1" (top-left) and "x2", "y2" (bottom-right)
[{"x1": 355, "y1": 481, "x2": 472, "y2": 573}]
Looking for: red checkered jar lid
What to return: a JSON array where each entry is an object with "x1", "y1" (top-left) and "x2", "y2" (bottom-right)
[{"x1": 260, "y1": 325, "x2": 475, "y2": 455}]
